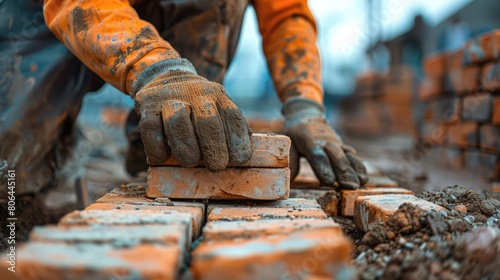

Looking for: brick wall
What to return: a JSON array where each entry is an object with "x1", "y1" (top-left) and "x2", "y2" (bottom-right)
[{"x1": 417, "y1": 30, "x2": 500, "y2": 182}]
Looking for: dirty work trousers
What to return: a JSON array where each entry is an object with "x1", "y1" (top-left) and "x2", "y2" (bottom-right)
[{"x1": 0, "y1": 0, "x2": 247, "y2": 245}]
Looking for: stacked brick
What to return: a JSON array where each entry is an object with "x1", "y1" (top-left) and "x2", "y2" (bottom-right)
[
  {"x1": 418, "y1": 30, "x2": 500, "y2": 182},
  {"x1": 340, "y1": 66, "x2": 416, "y2": 137}
]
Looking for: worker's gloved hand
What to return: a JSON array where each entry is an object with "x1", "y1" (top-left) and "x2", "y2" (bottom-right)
[
  {"x1": 131, "y1": 58, "x2": 252, "y2": 171},
  {"x1": 283, "y1": 98, "x2": 368, "y2": 189}
]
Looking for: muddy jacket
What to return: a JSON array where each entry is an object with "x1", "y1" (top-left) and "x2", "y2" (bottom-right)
[{"x1": 43, "y1": 0, "x2": 323, "y2": 104}]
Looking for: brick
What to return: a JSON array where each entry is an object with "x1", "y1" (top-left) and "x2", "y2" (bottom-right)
[
  {"x1": 481, "y1": 62, "x2": 500, "y2": 91},
  {"x1": 461, "y1": 66, "x2": 481, "y2": 93},
  {"x1": 341, "y1": 188, "x2": 414, "y2": 217},
  {"x1": 463, "y1": 37, "x2": 486, "y2": 65},
  {"x1": 479, "y1": 30, "x2": 500, "y2": 62},
  {"x1": 191, "y1": 227, "x2": 352, "y2": 280},
  {"x1": 95, "y1": 191, "x2": 206, "y2": 219},
  {"x1": 289, "y1": 189, "x2": 340, "y2": 216},
  {"x1": 30, "y1": 224, "x2": 186, "y2": 248},
  {"x1": 7, "y1": 242, "x2": 179, "y2": 280},
  {"x1": 493, "y1": 98, "x2": 500, "y2": 125},
  {"x1": 447, "y1": 121, "x2": 478, "y2": 148},
  {"x1": 462, "y1": 94, "x2": 493, "y2": 121},
  {"x1": 423, "y1": 53, "x2": 447, "y2": 77},
  {"x1": 353, "y1": 195, "x2": 446, "y2": 231},
  {"x1": 419, "y1": 77, "x2": 443, "y2": 101},
  {"x1": 363, "y1": 175, "x2": 398, "y2": 188},
  {"x1": 492, "y1": 182, "x2": 500, "y2": 199},
  {"x1": 420, "y1": 123, "x2": 447, "y2": 145},
  {"x1": 85, "y1": 203, "x2": 203, "y2": 239},
  {"x1": 207, "y1": 198, "x2": 327, "y2": 221},
  {"x1": 147, "y1": 166, "x2": 290, "y2": 200},
  {"x1": 202, "y1": 218, "x2": 341, "y2": 241},
  {"x1": 60, "y1": 210, "x2": 193, "y2": 243},
  {"x1": 292, "y1": 158, "x2": 321, "y2": 188},
  {"x1": 161, "y1": 133, "x2": 290, "y2": 168},
  {"x1": 433, "y1": 98, "x2": 461, "y2": 124},
  {"x1": 479, "y1": 125, "x2": 500, "y2": 152},
  {"x1": 246, "y1": 118, "x2": 283, "y2": 134},
  {"x1": 479, "y1": 153, "x2": 500, "y2": 180}
]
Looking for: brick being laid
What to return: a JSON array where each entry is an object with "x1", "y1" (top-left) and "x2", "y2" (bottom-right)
[
  {"x1": 147, "y1": 166, "x2": 290, "y2": 200},
  {"x1": 190, "y1": 227, "x2": 353, "y2": 280},
  {"x1": 207, "y1": 198, "x2": 327, "y2": 222},
  {"x1": 353, "y1": 194, "x2": 446, "y2": 231},
  {"x1": 160, "y1": 133, "x2": 291, "y2": 168},
  {"x1": 5, "y1": 242, "x2": 179, "y2": 280},
  {"x1": 479, "y1": 125, "x2": 500, "y2": 153},
  {"x1": 85, "y1": 203, "x2": 203, "y2": 239},
  {"x1": 202, "y1": 218, "x2": 342, "y2": 241},
  {"x1": 341, "y1": 188, "x2": 414, "y2": 217}
]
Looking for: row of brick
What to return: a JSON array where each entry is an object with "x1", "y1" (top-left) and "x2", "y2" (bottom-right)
[{"x1": 2, "y1": 184, "x2": 204, "y2": 279}]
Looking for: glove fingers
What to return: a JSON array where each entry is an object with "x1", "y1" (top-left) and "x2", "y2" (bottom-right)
[
  {"x1": 301, "y1": 145, "x2": 336, "y2": 186},
  {"x1": 217, "y1": 97, "x2": 252, "y2": 165},
  {"x1": 324, "y1": 144, "x2": 360, "y2": 190},
  {"x1": 345, "y1": 152, "x2": 369, "y2": 186},
  {"x1": 162, "y1": 100, "x2": 201, "y2": 167},
  {"x1": 289, "y1": 143, "x2": 300, "y2": 181},
  {"x1": 138, "y1": 112, "x2": 171, "y2": 165},
  {"x1": 193, "y1": 97, "x2": 229, "y2": 171}
]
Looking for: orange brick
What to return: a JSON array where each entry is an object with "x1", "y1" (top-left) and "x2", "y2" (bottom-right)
[
  {"x1": 207, "y1": 199, "x2": 327, "y2": 222},
  {"x1": 341, "y1": 188, "x2": 414, "y2": 217},
  {"x1": 458, "y1": 66, "x2": 481, "y2": 93},
  {"x1": 147, "y1": 166, "x2": 290, "y2": 200},
  {"x1": 7, "y1": 242, "x2": 179, "y2": 280},
  {"x1": 289, "y1": 189, "x2": 339, "y2": 217},
  {"x1": 353, "y1": 195, "x2": 446, "y2": 231},
  {"x1": 95, "y1": 191, "x2": 206, "y2": 219},
  {"x1": 161, "y1": 133, "x2": 290, "y2": 168},
  {"x1": 59, "y1": 210, "x2": 193, "y2": 243},
  {"x1": 479, "y1": 30, "x2": 500, "y2": 62},
  {"x1": 247, "y1": 118, "x2": 283, "y2": 134},
  {"x1": 447, "y1": 122, "x2": 478, "y2": 148},
  {"x1": 423, "y1": 53, "x2": 447, "y2": 77},
  {"x1": 493, "y1": 98, "x2": 500, "y2": 125},
  {"x1": 202, "y1": 218, "x2": 341, "y2": 241},
  {"x1": 191, "y1": 227, "x2": 353, "y2": 280},
  {"x1": 85, "y1": 203, "x2": 203, "y2": 239},
  {"x1": 492, "y1": 182, "x2": 500, "y2": 199},
  {"x1": 479, "y1": 125, "x2": 500, "y2": 153}
]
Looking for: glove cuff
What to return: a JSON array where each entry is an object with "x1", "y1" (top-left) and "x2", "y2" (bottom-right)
[
  {"x1": 131, "y1": 58, "x2": 197, "y2": 98},
  {"x1": 282, "y1": 97, "x2": 325, "y2": 127}
]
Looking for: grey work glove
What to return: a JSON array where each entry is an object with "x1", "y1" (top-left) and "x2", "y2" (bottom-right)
[
  {"x1": 131, "y1": 58, "x2": 252, "y2": 171},
  {"x1": 283, "y1": 97, "x2": 368, "y2": 189}
]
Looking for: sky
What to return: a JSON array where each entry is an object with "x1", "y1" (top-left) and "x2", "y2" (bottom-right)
[{"x1": 224, "y1": 0, "x2": 473, "y2": 97}]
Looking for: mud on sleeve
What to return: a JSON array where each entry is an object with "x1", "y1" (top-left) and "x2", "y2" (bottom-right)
[
  {"x1": 252, "y1": 0, "x2": 323, "y2": 105},
  {"x1": 43, "y1": 0, "x2": 180, "y2": 95}
]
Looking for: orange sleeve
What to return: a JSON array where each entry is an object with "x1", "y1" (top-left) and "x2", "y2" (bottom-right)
[
  {"x1": 252, "y1": 0, "x2": 323, "y2": 105},
  {"x1": 43, "y1": 0, "x2": 180, "y2": 95}
]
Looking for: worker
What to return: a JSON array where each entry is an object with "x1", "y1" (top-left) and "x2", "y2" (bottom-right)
[{"x1": 0, "y1": 0, "x2": 367, "y2": 235}]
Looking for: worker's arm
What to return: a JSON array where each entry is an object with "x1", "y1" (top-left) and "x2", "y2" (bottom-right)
[
  {"x1": 253, "y1": 0, "x2": 367, "y2": 189},
  {"x1": 43, "y1": 0, "x2": 252, "y2": 171}
]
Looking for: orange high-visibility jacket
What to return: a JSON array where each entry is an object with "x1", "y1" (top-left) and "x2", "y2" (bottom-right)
[{"x1": 44, "y1": 0, "x2": 322, "y2": 104}]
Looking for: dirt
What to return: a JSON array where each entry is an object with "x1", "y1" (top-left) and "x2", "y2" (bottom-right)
[{"x1": 347, "y1": 186, "x2": 500, "y2": 280}]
